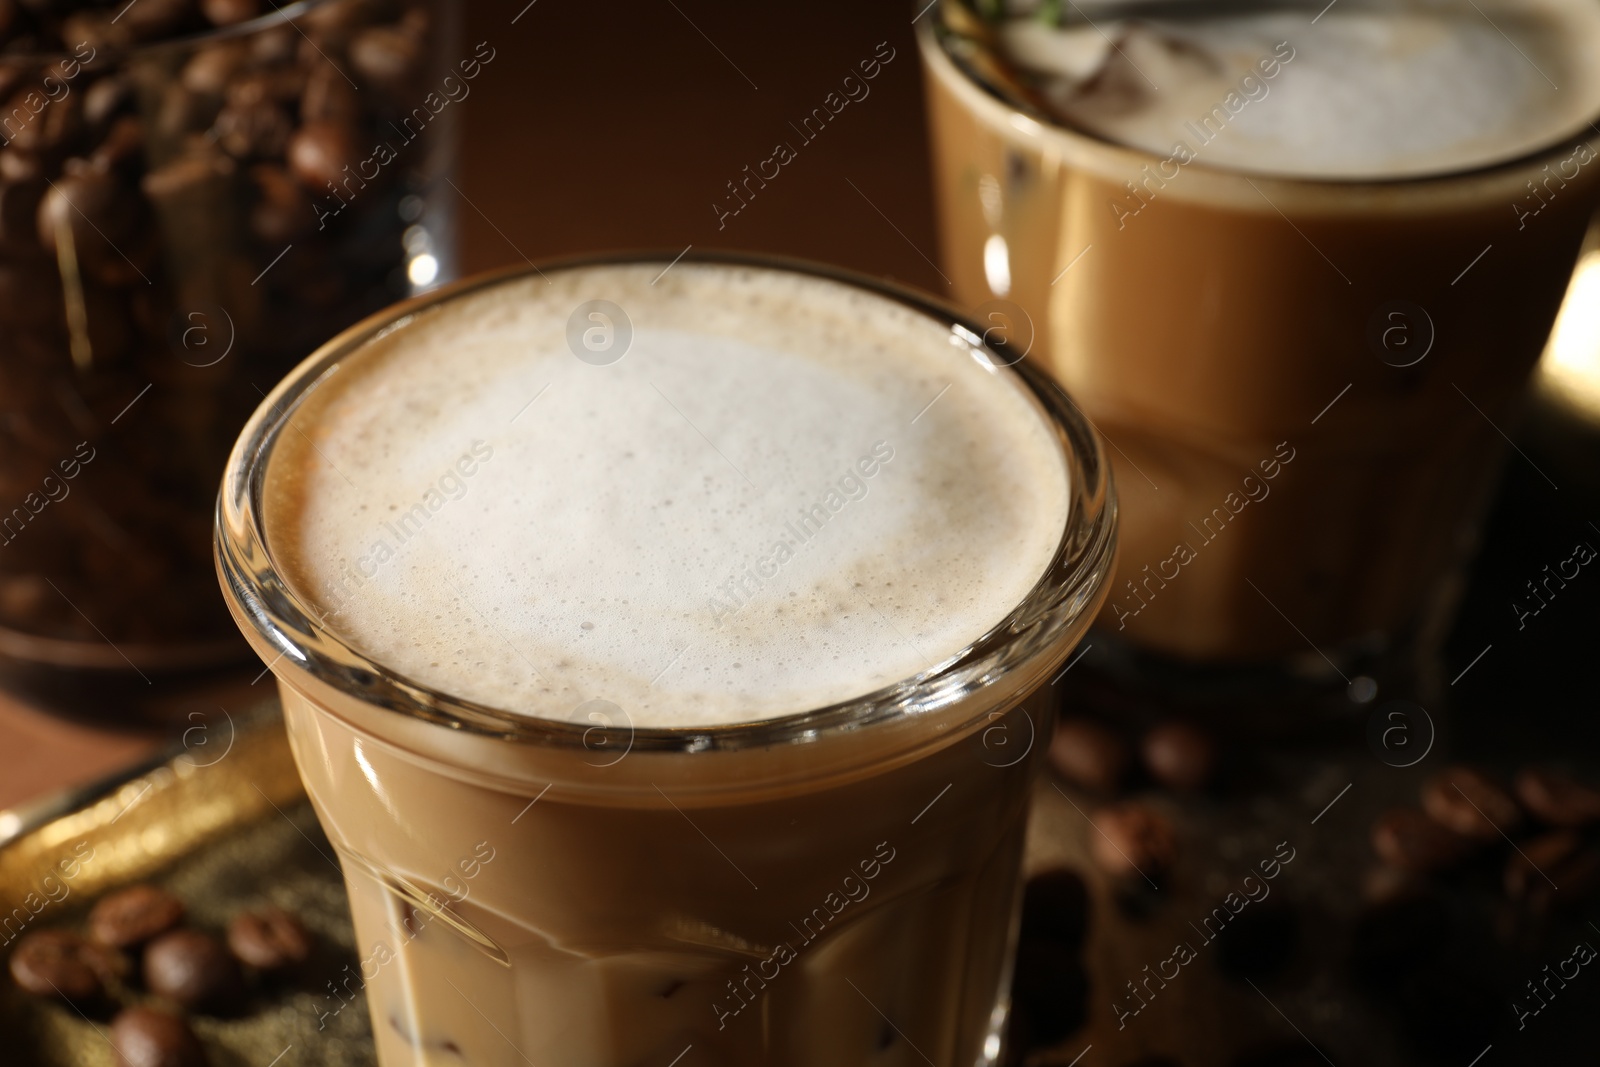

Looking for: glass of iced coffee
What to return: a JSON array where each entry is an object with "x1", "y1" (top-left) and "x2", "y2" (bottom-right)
[
  {"x1": 919, "y1": 0, "x2": 1600, "y2": 699},
  {"x1": 217, "y1": 257, "x2": 1116, "y2": 1064}
]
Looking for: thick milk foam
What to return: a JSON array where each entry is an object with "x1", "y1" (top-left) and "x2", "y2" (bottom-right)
[
  {"x1": 264, "y1": 264, "x2": 1071, "y2": 728},
  {"x1": 992, "y1": 0, "x2": 1600, "y2": 180}
]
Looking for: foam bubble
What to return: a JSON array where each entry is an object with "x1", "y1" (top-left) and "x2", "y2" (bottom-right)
[
  {"x1": 996, "y1": 0, "x2": 1600, "y2": 180},
  {"x1": 263, "y1": 264, "x2": 1072, "y2": 728}
]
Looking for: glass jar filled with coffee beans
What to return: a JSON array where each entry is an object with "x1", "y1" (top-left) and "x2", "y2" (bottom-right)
[{"x1": 0, "y1": 0, "x2": 459, "y2": 702}]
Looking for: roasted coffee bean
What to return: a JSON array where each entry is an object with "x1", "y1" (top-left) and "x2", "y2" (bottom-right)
[
  {"x1": 1090, "y1": 802, "x2": 1176, "y2": 880},
  {"x1": 61, "y1": 12, "x2": 135, "y2": 60},
  {"x1": 302, "y1": 0, "x2": 372, "y2": 42},
  {"x1": 1420, "y1": 766, "x2": 1521, "y2": 839},
  {"x1": 1515, "y1": 768, "x2": 1600, "y2": 826},
  {"x1": 0, "y1": 0, "x2": 15, "y2": 38},
  {"x1": 1048, "y1": 717, "x2": 1128, "y2": 794},
  {"x1": 84, "y1": 74, "x2": 132, "y2": 128},
  {"x1": 227, "y1": 906, "x2": 311, "y2": 970},
  {"x1": 248, "y1": 163, "x2": 314, "y2": 242},
  {"x1": 110, "y1": 1006, "x2": 208, "y2": 1067},
  {"x1": 0, "y1": 149, "x2": 40, "y2": 182},
  {"x1": 119, "y1": 0, "x2": 198, "y2": 41},
  {"x1": 249, "y1": 24, "x2": 296, "y2": 64},
  {"x1": 349, "y1": 23, "x2": 422, "y2": 91},
  {"x1": 1019, "y1": 868, "x2": 1089, "y2": 952},
  {"x1": 201, "y1": 0, "x2": 258, "y2": 25},
  {"x1": 0, "y1": 574, "x2": 51, "y2": 619},
  {"x1": 181, "y1": 41, "x2": 249, "y2": 96},
  {"x1": 89, "y1": 884, "x2": 186, "y2": 948},
  {"x1": 4, "y1": 84, "x2": 83, "y2": 154},
  {"x1": 1370, "y1": 808, "x2": 1472, "y2": 873},
  {"x1": 226, "y1": 66, "x2": 306, "y2": 108},
  {"x1": 7, "y1": 929, "x2": 103, "y2": 1001},
  {"x1": 301, "y1": 61, "x2": 360, "y2": 125},
  {"x1": 143, "y1": 929, "x2": 243, "y2": 1012},
  {"x1": 287, "y1": 119, "x2": 358, "y2": 190},
  {"x1": 214, "y1": 99, "x2": 291, "y2": 159},
  {"x1": 1141, "y1": 720, "x2": 1216, "y2": 791}
]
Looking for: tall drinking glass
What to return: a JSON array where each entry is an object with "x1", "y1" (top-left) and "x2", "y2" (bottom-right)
[{"x1": 217, "y1": 256, "x2": 1116, "y2": 1065}]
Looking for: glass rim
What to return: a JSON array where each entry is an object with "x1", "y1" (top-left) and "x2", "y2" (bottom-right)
[
  {"x1": 216, "y1": 251, "x2": 1118, "y2": 754},
  {"x1": 915, "y1": 2, "x2": 1600, "y2": 191},
  {"x1": 0, "y1": 0, "x2": 332, "y2": 64}
]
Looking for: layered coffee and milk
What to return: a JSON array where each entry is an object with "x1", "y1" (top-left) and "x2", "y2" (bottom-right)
[
  {"x1": 924, "y1": 0, "x2": 1600, "y2": 667},
  {"x1": 991, "y1": 0, "x2": 1600, "y2": 180},
  {"x1": 235, "y1": 263, "x2": 1106, "y2": 1066}
]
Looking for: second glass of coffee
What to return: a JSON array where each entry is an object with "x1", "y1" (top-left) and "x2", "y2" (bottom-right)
[
  {"x1": 218, "y1": 259, "x2": 1116, "y2": 1065},
  {"x1": 920, "y1": 0, "x2": 1600, "y2": 693}
]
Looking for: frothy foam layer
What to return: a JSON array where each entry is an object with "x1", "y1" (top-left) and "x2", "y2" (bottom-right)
[
  {"x1": 991, "y1": 0, "x2": 1600, "y2": 180},
  {"x1": 263, "y1": 264, "x2": 1071, "y2": 728}
]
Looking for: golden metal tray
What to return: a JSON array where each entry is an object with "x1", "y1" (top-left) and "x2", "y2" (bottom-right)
[{"x1": 0, "y1": 703, "x2": 374, "y2": 1067}]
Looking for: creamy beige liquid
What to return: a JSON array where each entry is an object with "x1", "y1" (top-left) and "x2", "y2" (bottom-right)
[
  {"x1": 992, "y1": 0, "x2": 1600, "y2": 179},
  {"x1": 265, "y1": 263, "x2": 1071, "y2": 726}
]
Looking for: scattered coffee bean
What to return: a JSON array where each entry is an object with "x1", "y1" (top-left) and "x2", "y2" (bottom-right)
[
  {"x1": 143, "y1": 929, "x2": 243, "y2": 1013},
  {"x1": 1421, "y1": 767, "x2": 1521, "y2": 839},
  {"x1": 1370, "y1": 808, "x2": 1472, "y2": 873},
  {"x1": 89, "y1": 884, "x2": 186, "y2": 949},
  {"x1": 1018, "y1": 868, "x2": 1089, "y2": 953},
  {"x1": 1090, "y1": 802, "x2": 1176, "y2": 881},
  {"x1": 227, "y1": 905, "x2": 311, "y2": 970},
  {"x1": 110, "y1": 1006, "x2": 208, "y2": 1067},
  {"x1": 201, "y1": 0, "x2": 259, "y2": 25},
  {"x1": 7, "y1": 929, "x2": 103, "y2": 1001},
  {"x1": 1048, "y1": 717, "x2": 1128, "y2": 794},
  {"x1": 1514, "y1": 768, "x2": 1600, "y2": 827},
  {"x1": 1141, "y1": 721, "x2": 1216, "y2": 791}
]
